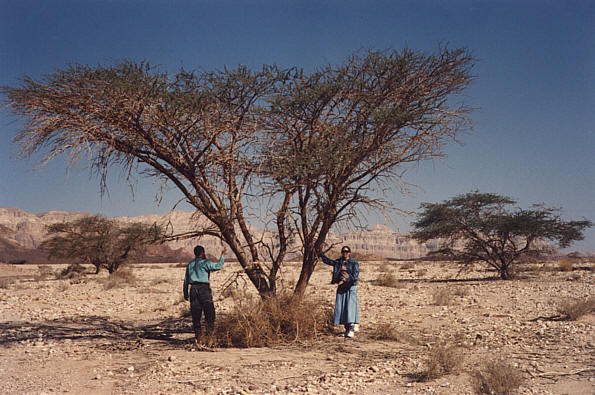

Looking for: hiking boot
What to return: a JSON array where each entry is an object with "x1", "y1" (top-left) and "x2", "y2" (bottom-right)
[{"x1": 345, "y1": 328, "x2": 355, "y2": 338}]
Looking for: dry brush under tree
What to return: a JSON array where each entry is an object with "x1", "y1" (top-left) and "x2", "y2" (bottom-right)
[{"x1": 3, "y1": 47, "x2": 475, "y2": 297}]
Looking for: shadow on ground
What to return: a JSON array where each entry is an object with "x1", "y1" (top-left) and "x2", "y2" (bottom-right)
[{"x1": 0, "y1": 313, "x2": 195, "y2": 349}]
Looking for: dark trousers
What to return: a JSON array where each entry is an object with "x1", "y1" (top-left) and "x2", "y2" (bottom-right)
[{"x1": 190, "y1": 283, "x2": 215, "y2": 338}]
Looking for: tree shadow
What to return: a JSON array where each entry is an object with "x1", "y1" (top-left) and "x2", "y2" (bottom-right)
[{"x1": 0, "y1": 314, "x2": 195, "y2": 349}]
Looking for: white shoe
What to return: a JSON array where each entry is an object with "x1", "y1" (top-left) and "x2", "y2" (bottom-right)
[
  {"x1": 346, "y1": 329, "x2": 355, "y2": 338},
  {"x1": 353, "y1": 324, "x2": 360, "y2": 332}
]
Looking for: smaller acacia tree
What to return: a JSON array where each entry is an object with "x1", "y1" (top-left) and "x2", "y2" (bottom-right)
[
  {"x1": 410, "y1": 192, "x2": 592, "y2": 279},
  {"x1": 41, "y1": 216, "x2": 165, "y2": 273}
]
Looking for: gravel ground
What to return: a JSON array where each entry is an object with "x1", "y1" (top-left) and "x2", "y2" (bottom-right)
[{"x1": 1, "y1": 259, "x2": 593, "y2": 394}]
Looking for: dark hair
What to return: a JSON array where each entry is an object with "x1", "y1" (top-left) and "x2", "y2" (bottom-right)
[
  {"x1": 341, "y1": 246, "x2": 351, "y2": 253},
  {"x1": 194, "y1": 245, "x2": 205, "y2": 258}
]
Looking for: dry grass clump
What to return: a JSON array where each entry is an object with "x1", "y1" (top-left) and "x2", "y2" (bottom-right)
[
  {"x1": 557, "y1": 296, "x2": 595, "y2": 320},
  {"x1": 375, "y1": 273, "x2": 404, "y2": 288},
  {"x1": 400, "y1": 261, "x2": 416, "y2": 270},
  {"x1": 34, "y1": 265, "x2": 55, "y2": 281},
  {"x1": 418, "y1": 343, "x2": 461, "y2": 381},
  {"x1": 471, "y1": 358, "x2": 523, "y2": 395},
  {"x1": 56, "y1": 263, "x2": 86, "y2": 280},
  {"x1": 102, "y1": 268, "x2": 137, "y2": 290},
  {"x1": 453, "y1": 286, "x2": 469, "y2": 297},
  {"x1": 0, "y1": 277, "x2": 16, "y2": 289},
  {"x1": 557, "y1": 259, "x2": 574, "y2": 272},
  {"x1": 378, "y1": 262, "x2": 393, "y2": 272},
  {"x1": 215, "y1": 293, "x2": 333, "y2": 348},
  {"x1": 432, "y1": 287, "x2": 454, "y2": 306},
  {"x1": 368, "y1": 323, "x2": 401, "y2": 341}
]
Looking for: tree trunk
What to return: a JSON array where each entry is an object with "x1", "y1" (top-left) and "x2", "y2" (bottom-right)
[{"x1": 293, "y1": 250, "x2": 317, "y2": 297}]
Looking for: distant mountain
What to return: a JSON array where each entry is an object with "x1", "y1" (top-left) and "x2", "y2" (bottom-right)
[{"x1": 0, "y1": 206, "x2": 449, "y2": 264}]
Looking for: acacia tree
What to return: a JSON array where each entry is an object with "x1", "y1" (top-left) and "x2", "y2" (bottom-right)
[
  {"x1": 261, "y1": 48, "x2": 475, "y2": 295},
  {"x1": 4, "y1": 47, "x2": 475, "y2": 297},
  {"x1": 3, "y1": 63, "x2": 291, "y2": 295},
  {"x1": 41, "y1": 216, "x2": 165, "y2": 273},
  {"x1": 410, "y1": 191, "x2": 592, "y2": 279}
]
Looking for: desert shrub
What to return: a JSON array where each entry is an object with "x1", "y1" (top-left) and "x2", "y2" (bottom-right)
[
  {"x1": 9, "y1": 259, "x2": 27, "y2": 265},
  {"x1": 557, "y1": 296, "x2": 595, "y2": 320},
  {"x1": 375, "y1": 273, "x2": 403, "y2": 288},
  {"x1": 400, "y1": 261, "x2": 416, "y2": 270},
  {"x1": 471, "y1": 358, "x2": 523, "y2": 395},
  {"x1": 0, "y1": 277, "x2": 16, "y2": 288},
  {"x1": 418, "y1": 343, "x2": 461, "y2": 381},
  {"x1": 416, "y1": 268, "x2": 428, "y2": 277},
  {"x1": 56, "y1": 263, "x2": 86, "y2": 280},
  {"x1": 173, "y1": 262, "x2": 188, "y2": 268},
  {"x1": 432, "y1": 287, "x2": 453, "y2": 306},
  {"x1": 57, "y1": 281, "x2": 70, "y2": 292},
  {"x1": 453, "y1": 286, "x2": 469, "y2": 297},
  {"x1": 378, "y1": 262, "x2": 393, "y2": 272},
  {"x1": 102, "y1": 268, "x2": 137, "y2": 290},
  {"x1": 151, "y1": 278, "x2": 172, "y2": 286},
  {"x1": 214, "y1": 293, "x2": 333, "y2": 347},
  {"x1": 557, "y1": 259, "x2": 574, "y2": 272},
  {"x1": 34, "y1": 265, "x2": 55, "y2": 281},
  {"x1": 368, "y1": 323, "x2": 401, "y2": 341}
]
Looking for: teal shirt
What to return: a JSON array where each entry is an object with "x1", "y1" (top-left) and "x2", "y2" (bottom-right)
[{"x1": 183, "y1": 256, "x2": 224, "y2": 299}]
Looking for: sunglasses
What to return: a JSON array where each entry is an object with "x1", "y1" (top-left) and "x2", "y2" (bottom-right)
[{"x1": 341, "y1": 250, "x2": 350, "y2": 253}]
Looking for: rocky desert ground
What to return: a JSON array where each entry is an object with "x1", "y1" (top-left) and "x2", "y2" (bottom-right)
[{"x1": 1, "y1": 258, "x2": 593, "y2": 395}]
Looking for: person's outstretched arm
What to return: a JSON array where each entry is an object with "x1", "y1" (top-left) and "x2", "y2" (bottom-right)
[
  {"x1": 206, "y1": 247, "x2": 227, "y2": 271},
  {"x1": 318, "y1": 252, "x2": 336, "y2": 266}
]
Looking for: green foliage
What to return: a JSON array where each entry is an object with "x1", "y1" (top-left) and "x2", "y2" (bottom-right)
[
  {"x1": 411, "y1": 191, "x2": 592, "y2": 279},
  {"x1": 40, "y1": 216, "x2": 164, "y2": 273}
]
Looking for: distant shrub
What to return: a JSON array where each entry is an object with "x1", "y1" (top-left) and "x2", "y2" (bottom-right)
[
  {"x1": 432, "y1": 287, "x2": 453, "y2": 306},
  {"x1": 557, "y1": 297, "x2": 595, "y2": 321},
  {"x1": 471, "y1": 358, "x2": 523, "y2": 395},
  {"x1": 418, "y1": 343, "x2": 461, "y2": 381},
  {"x1": 375, "y1": 273, "x2": 403, "y2": 288},
  {"x1": 214, "y1": 293, "x2": 333, "y2": 348},
  {"x1": 557, "y1": 259, "x2": 574, "y2": 272},
  {"x1": 8, "y1": 259, "x2": 27, "y2": 265},
  {"x1": 416, "y1": 268, "x2": 428, "y2": 277},
  {"x1": 56, "y1": 263, "x2": 86, "y2": 280},
  {"x1": 102, "y1": 268, "x2": 137, "y2": 290},
  {"x1": 34, "y1": 265, "x2": 54, "y2": 281},
  {"x1": 400, "y1": 262, "x2": 416, "y2": 270},
  {"x1": 368, "y1": 323, "x2": 401, "y2": 341},
  {"x1": 378, "y1": 262, "x2": 393, "y2": 272},
  {"x1": 0, "y1": 277, "x2": 16, "y2": 289},
  {"x1": 453, "y1": 286, "x2": 469, "y2": 297}
]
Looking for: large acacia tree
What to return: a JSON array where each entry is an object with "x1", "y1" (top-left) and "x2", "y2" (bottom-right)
[
  {"x1": 3, "y1": 47, "x2": 475, "y2": 296},
  {"x1": 410, "y1": 191, "x2": 592, "y2": 279}
]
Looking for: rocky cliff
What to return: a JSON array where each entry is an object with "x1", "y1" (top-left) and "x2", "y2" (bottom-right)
[{"x1": 0, "y1": 206, "x2": 440, "y2": 263}]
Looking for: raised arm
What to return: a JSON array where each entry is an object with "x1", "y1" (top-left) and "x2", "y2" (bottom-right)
[{"x1": 318, "y1": 252, "x2": 336, "y2": 266}]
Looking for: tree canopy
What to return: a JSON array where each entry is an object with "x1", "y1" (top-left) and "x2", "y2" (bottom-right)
[
  {"x1": 410, "y1": 191, "x2": 593, "y2": 279},
  {"x1": 41, "y1": 216, "x2": 165, "y2": 273},
  {"x1": 4, "y1": 47, "x2": 475, "y2": 296}
]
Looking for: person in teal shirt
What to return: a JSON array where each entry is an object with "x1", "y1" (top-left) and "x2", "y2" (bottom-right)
[{"x1": 183, "y1": 244, "x2": 226, "y2": 342}]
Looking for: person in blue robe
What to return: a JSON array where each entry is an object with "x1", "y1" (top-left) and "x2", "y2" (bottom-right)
[{"x1": 319, "y1": 246, "x2": 360, "y2": 338}]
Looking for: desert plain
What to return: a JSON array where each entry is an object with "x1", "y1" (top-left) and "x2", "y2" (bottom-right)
[{"x1": 0, "y1": 258, "x2": 593, "y2": 395}]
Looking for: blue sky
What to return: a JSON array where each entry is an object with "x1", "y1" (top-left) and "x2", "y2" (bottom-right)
[{"x1": 1, "y1": 0, "x2": 594, "y2": 251}]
